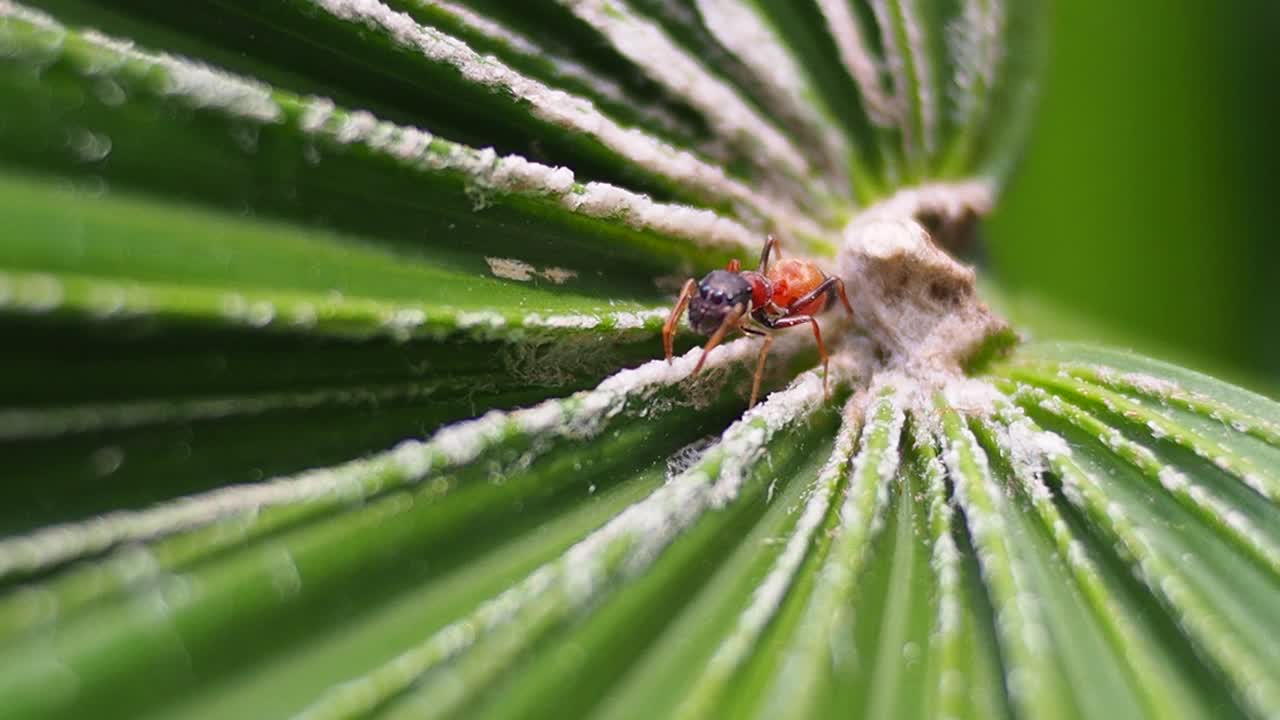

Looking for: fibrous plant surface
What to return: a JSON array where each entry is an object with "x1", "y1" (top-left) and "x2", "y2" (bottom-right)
[{"x1": 1, "y1": 2, "x2": 1278, "y2": 719}]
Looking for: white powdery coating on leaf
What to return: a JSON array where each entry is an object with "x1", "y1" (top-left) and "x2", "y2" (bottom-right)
[
  {"x1": 760, "y1": 387, "x2": 900, "y2": 717},
  {"x1": 610, "y1": 310, "x2": 661, "y2": 330},
  {"x1": 0, "y1": 4, "x2": 282, "y2": 122},
  {"x1": 0, "y1": 272, "x2": 66, "y2": 314},
  {"x1": 487, "y1": 155, "x2": 576, "y2": 195},
  {"x1": 851, "y1": 389, "x2": 907, "y2": 527},
  {"x1": 1157, "y1": 465, "x2": 1190, "y2": 493},
  {"x1": 937, "y1": 408, "x2": 1054, "y2": 712},
  {"x1": 897, "y1": 0, "x2": 939, "y2": 154},
  {"x1": 454, "y1": 310, "x2": 506, "y2": 329},
  {"x1": 1004, "y1": 385, "x2": 1280, "y2": 579},
  {"x1": 999, "y1": 416, "x2": 1053, "y2": 483},
  {"x1": 709, "y1": 372, "x2": 830, "y2": 508},
  {"x1": 1005, "y1": 400, "x2": 1280, "y2": 718},
  {"x1": 693, "y1": 397, "x2": 862, "y2": 695},
  {"x1": 1110, "y1": 369, "x2": 1180, "y2": 397},
  {"x1": 383, "y1": 307, "x2": 426, "y2": 336},
  {"x1": 1054, "y1": 371, "x2": 1277, "y2": 501},
  {"x1": 297, "y1": 370, "x2": 829, "y2": 719},
  {"x1": 814, "y1": 0, "x2": 897, "y2": 125},
  {"x1": 0, "y1": 380, "x2": 480, "y2": 442},
  {"x1": 0, "y1": 0, "x2": 53, "y2": 25},
  {"x1": 948, "y1": 0, "x2": 1006, "y2": 123},
  {"x1": 921, "y1": 434, "x2": 964, "y2": 644},
  {"x1": 600, "y1": 370, "x2": 831, "y2": 580},
  {"x1": 988, "y1": 407, "x2": 1192, "y2": 717},
  {"x1": 566, "y1": 182, "x2": 758, "y2": 250},
  {"x1": 0, "y1": 337, "x2": 773, "y2": 579},
  {"x1": 29, "y1": 0, "x2": 765, "y2": 253},
  {"x1": 309, "y1": 0, "x2": 817, "y2": 234},
  {"x1": 305, "y1": 106, "x2": 759, "y2": 252},
  {"x1": 0, "y1": 456, "x2": 386, "y2": 581},
  {"x1": 520, "y1": 312, "x2": 600, "y2": 330},
  {"x1": 868, "y1": 0, "x2": 916, "y2": 154},
  {"x1": 943, "y1": 376, "x2": 1003, "y2": 416},
  {"x1": 0, "y1": 269, "x2": 679, "y2": 344},
  {"x1": 693, "y1": 0, "x2": 852, "y2": 185},
  {"x1": 425, "y1": 0, "x2": 695, "y2": 138},
  {"x1": 425, "y1": 0, "x2": 538, "y2": 54},
  {"x1": 1060, "y1": 362, "x2": 1280, "y2": 446},
  {"x1": 559, "y1": 0, "x2": 811, "y2": 181}
]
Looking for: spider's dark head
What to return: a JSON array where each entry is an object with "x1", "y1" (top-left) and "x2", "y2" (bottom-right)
[{"x1": 688, "y1": 270, "x2": 752, "y2": 335}]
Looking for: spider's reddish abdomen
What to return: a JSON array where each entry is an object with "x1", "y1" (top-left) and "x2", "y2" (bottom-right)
[{"x1": 767, "y1": 258, "x2": 828, "y2": 316}]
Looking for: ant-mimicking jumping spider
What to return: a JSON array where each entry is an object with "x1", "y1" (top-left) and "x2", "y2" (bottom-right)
[{"x1": 663, "y1": 235, "x2": 853, "y2": 407}]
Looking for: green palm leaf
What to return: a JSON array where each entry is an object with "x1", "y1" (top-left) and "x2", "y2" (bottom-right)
[{"x1": 1, "y1": 2, "x2": 1274, "y2": 719}]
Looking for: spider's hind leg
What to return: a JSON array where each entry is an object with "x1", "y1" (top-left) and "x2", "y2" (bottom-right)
[
  {"x1": 758, "y1": 234, "x2": 782, "y2": 274},
  {"x1": 739, "y1": 325, "x2": 774, "y2": 408},
  {"x1": 771, "y1": 315, "x2": 831, "y2": 400}
]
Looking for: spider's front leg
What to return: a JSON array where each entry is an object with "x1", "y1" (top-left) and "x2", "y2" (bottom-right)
[
  {"x1": 663, "y1": 278, "x2": 697, "y2": 363},
  {"x1": 692, "y1": 304, "x2": 745, "y2": 375}
]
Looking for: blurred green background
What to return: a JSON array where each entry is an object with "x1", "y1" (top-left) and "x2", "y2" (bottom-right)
[{"x1": 988, "y1": 0, "x2": 1280, "y2": 395}]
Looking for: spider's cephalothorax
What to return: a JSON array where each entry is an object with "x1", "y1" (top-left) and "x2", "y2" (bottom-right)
[
  {"x1": 662, "y1": 235, "x2": 854, "y2": 407},
  {"x1": 687, "y1": 270, "x2": 753, "y2": 335}
]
